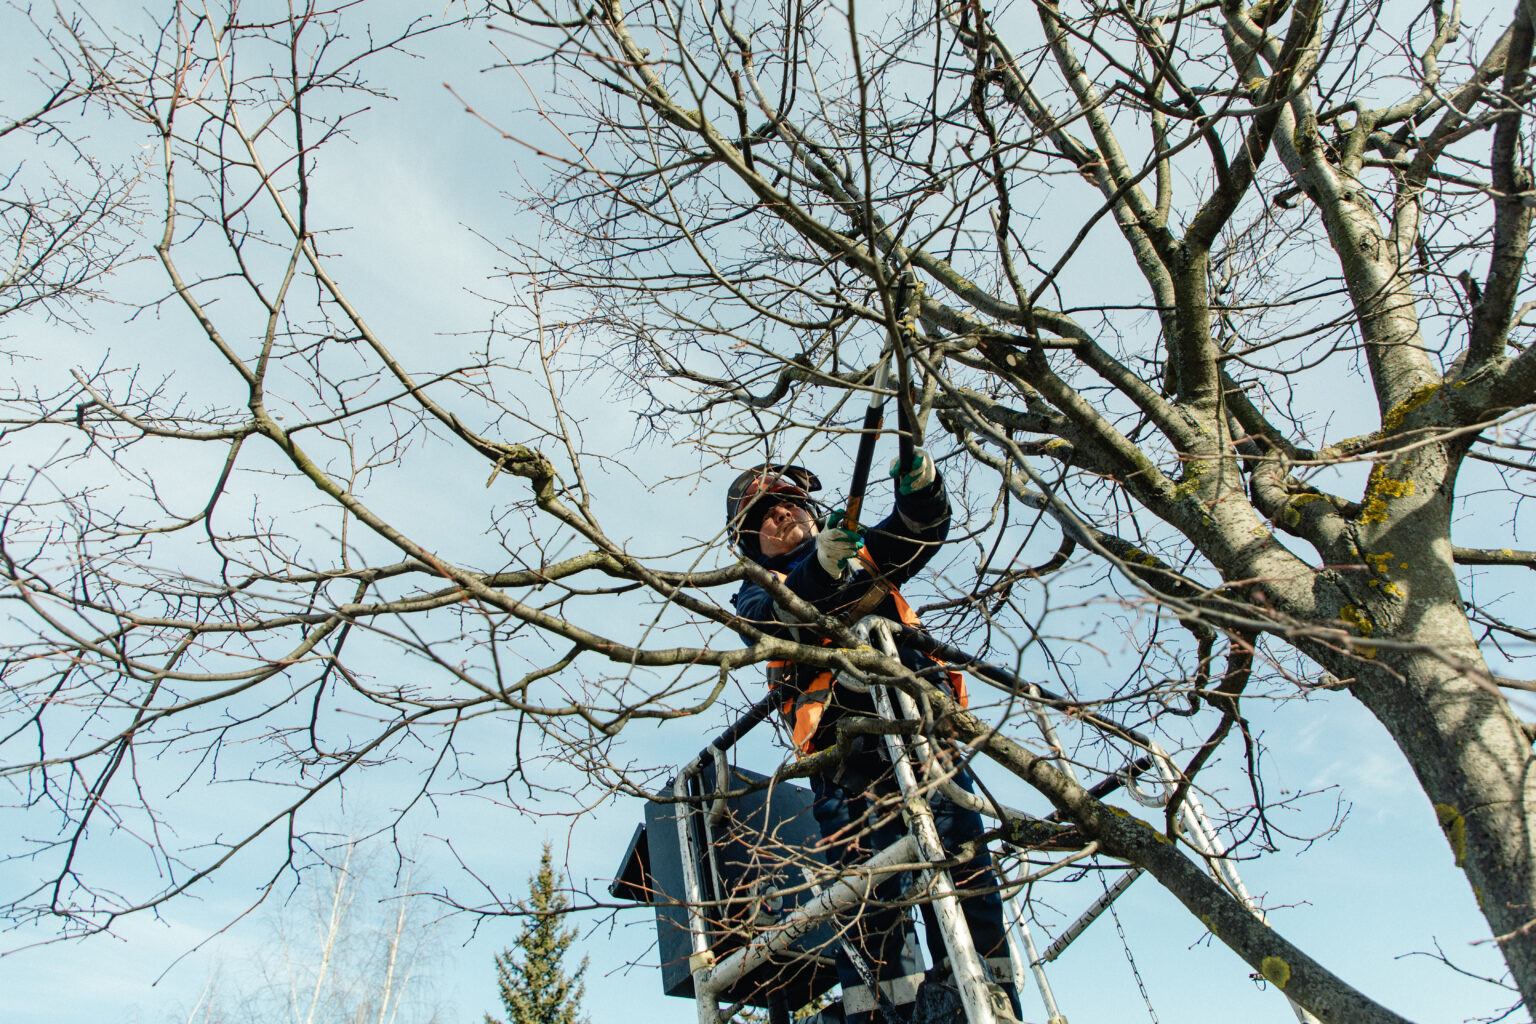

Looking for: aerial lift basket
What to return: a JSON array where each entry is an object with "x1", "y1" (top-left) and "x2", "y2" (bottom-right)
[{"x1": 610, "y1": 756, "x2": 840, "y2": 1013}]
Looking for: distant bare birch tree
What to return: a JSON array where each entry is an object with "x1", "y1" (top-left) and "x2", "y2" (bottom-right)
[{"x1": 179, "y1": 843, "x2": 441, "y2": 1024}]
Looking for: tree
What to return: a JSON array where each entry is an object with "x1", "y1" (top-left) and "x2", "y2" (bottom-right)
[
  {"x1": 2, "y1": 0, "x2": 1536, "y2": 1022},
  {"x1": 0, "y1": 6, "x2": 144, "y2": 327},
  {"x1": 179, "y1": 842, "x2": 443, "y2": 1024},
  {"x1": 489, "y1": 0, "x2": 1536, "y2": 1016},
  {"x1": 487, "y1": 844, "x2": 588, "y2": 1024}
]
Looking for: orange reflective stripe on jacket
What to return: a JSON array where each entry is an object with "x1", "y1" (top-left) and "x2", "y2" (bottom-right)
[
  {"x1": 768, "y1": 663, "x2": 835, "y2": 755},
  {"x1": 765, "y1": 554, "x2": 966, "y2": 754}
]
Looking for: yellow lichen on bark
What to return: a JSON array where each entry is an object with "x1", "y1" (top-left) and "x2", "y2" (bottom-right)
[
  {"x1": 1121, "y1": 547, "x2": 1158, "y2": 567},
  {"x1": 1173, "y1": 460, "x2": 1208, "y2": 501},
  {"x1": 1381, "y1": 381, "x2": 1442, "y2": 431},
  {"x1": 1279, "y1": 492, "x2": 1325, "y2": 527},
  {"x1": 1436, "y1": 803, "x2": 1467, "y2": 867},
  {"x1": 1359, "y1": 465, "x2": 1416, "y2": 524},
  {"x1": 1340, "y1": 604, "x2": 1377, "y2": 657},
  {"x1": 1340, "y1": 604, "x2": 1374, "y2": 634}
]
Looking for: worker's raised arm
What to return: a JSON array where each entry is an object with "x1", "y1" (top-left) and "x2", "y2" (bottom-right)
[{"x1": 863, "y1": 449, "x2": 950, "y2": 589}]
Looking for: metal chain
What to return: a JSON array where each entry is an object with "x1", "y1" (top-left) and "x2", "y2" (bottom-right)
[{"x1": 1103, "y1": 874, "x2": 1160, "y2": 1024}]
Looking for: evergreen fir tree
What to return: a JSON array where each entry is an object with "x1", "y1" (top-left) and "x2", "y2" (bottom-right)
[{"x1": 486, "y1": 843, "x2": 589, "y2": 1024}]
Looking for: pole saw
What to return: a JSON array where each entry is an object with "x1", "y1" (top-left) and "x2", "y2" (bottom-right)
[
  {"x1": 843, "y1": 273, "x2": 919, "y2": 534},
  {"x1": 842, "y1": 350, "x2": 895, "y2": 534}
]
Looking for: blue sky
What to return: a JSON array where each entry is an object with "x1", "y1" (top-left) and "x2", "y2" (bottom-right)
[{"x1": 0, "y1": 2, "x2": 1526, "y2": 1023}]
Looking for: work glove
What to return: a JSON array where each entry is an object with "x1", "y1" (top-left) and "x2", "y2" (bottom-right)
[
  {"x1": 816, "y1": 510, "x2": 865, "y2": 576},
  {"x1": 889, "y1": 448, "x2": 936, "y2": 495}
]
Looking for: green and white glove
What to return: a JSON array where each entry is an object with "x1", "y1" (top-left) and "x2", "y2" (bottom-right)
[
  {"x1": 889, "y1": 449, "x2": 936, "y2": 495},
  {"x1": 816, "y1": 510, "x2": 865, "y2": 575}
]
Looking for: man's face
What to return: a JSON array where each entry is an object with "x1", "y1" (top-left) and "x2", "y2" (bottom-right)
[{"x1": 756, "y1": 499, "x2": 817, "y2": 558}]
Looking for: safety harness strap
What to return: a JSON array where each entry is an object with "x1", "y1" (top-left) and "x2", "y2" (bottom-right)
[{"x1": 766, "y1": 553, "x2": 966, "y2": 754}]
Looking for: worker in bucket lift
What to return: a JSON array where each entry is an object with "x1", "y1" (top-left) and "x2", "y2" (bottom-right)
[{"x1": 726, "y1": 456, "x2": 1022, "y2": 1024}]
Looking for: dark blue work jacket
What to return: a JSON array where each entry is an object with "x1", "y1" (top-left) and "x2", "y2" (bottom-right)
[{"x1": 730, "y1": 475, "x2": 952, "y2": 752}]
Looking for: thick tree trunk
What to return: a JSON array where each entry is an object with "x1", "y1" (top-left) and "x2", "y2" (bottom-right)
[
  {"x1": 1351, "y1": 637, "x2": 1536, "y2": 1006},
  {"x1": 1309, "y1": 433, "x2": 1536, "y2": 1005}
]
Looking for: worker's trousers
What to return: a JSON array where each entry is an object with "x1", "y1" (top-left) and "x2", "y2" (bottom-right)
[{"x1": 810, "y1": 735, "x2": 1020, "y2": 1023}]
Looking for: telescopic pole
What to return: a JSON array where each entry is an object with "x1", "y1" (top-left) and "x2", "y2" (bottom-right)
[
  {"x1": 890, "y1": 272, "x2": 918, "y2": 475},
  {"x1": 842, "y1": 351, "x2": 893, "y2": 533},
  {"x1": 845, "y1": 274, "x2": 920, "y2": 531}
]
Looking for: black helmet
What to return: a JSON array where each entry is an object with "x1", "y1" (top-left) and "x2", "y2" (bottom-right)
[{"x1": 725, "y1": 464, "x2": 822, "y2": 553}]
